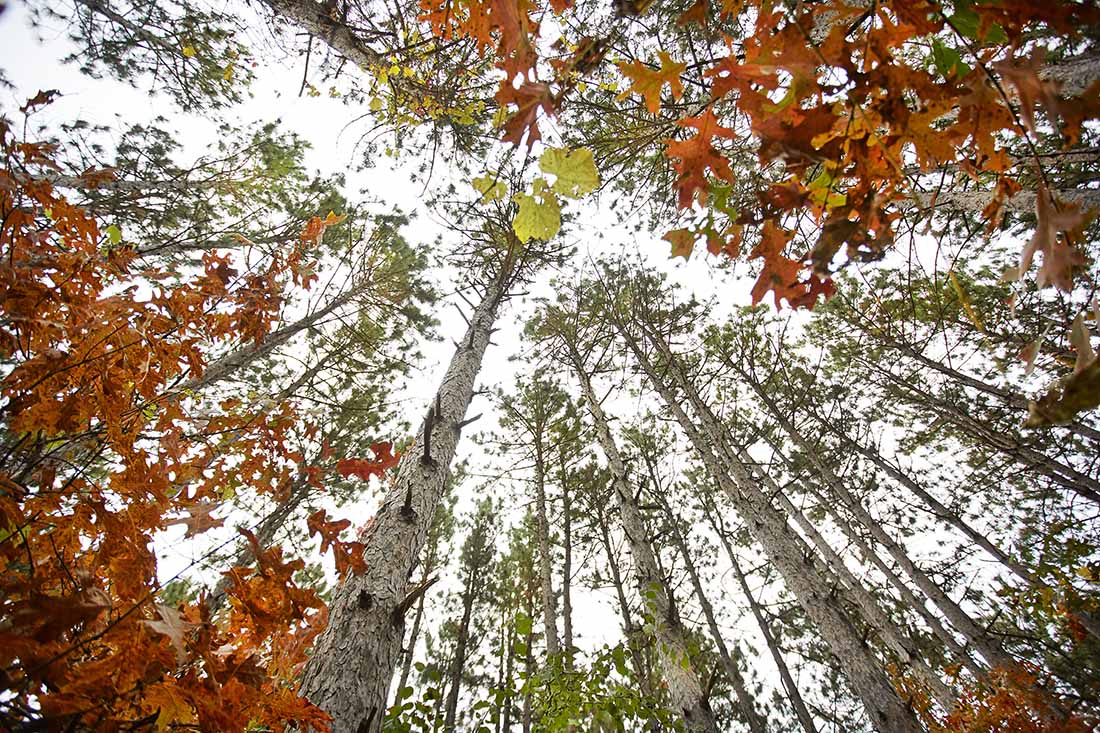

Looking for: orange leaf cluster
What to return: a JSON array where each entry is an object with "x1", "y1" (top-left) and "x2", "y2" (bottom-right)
[{"x1": 0, "y1": 104, "x2": 336, "y2": 730}]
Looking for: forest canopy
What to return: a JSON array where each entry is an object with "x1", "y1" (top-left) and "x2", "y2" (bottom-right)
[{"x1": 1, "y1": 0, "x2": 1099, "y2": 732}]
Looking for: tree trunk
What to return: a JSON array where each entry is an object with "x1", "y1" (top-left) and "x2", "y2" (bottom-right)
[
  {"x1": 819, "y1": 412, "x2": 1038, "y2": 588},
  {"x1": 708, "y1": 510, "x2": 820, "y2": 733},
  {"x1": 637, "y1": 326, "x2": 953, "y2": 707},
  {"x1": 561, "y1": 473, "x2": 574, "y2": 661},
  {"x1": 618, "y1": 325, "x2": 922, "y2": 733},
  {"x1": 298, "y1": 272, "x2": 507, "y2": 733},
  {"x1": 654, "y1": 494, "x2": 768, "y2": 733},
  {"x1": 596, "y1": 506, "x2": 656, "y2": 703},
  {"x1": 744, "y1": 372, "x2": 1012, "y2": 674},
  {"x1": 533, "y1": 440, "x2": 562, "y2": 659},
  {"x1": 569, "y1": 352, "x2": 718, "y2": 733},
  {"x1": 443, "y1": 577, "x2": 477, "y2": 730}
]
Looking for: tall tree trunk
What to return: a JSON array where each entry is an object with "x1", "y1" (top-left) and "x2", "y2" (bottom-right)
[
  {"x1": 568, "y1": 351, "x2": 719, "y2": 733},
  {"x1": 617, "y1": 325, "x2": 923, "y2": 733},
  {"x1": 443, "y1": 577, "x2": 477, "y2": 730},
  {"x1": 396, "y1": 583, "x2": 428, "y2": 700},
  {"x1": 533, "y1": 441, "x2": 562, "y2": 659},
  {"x1": 818, "y1": 411, "x2": 1038, "y2": 588},
  {"x1": 744, "y1": 372, "x2": 1012, "y2": 672},
  {"x1": 561, "y1": 473, "x2": 574, "y2": 661},
  {"x1": 652, "y1": 492, "x2": 768, "y2": 733},
  {"x1": 298, "y1": 271, "x2": 508, "y2": 733},
  {"x1": 181, "y1": 278, "x2": 369, "y2": 394},
  {"x1": 596, "y1": 506, "x2": 656, "y2": 702},
  {"x1": 637, "y1": 325, "x2": 953, "y2": 708},
  {"x1": 522, "y1": 584, "x2": 534, "y2": 733},
  {"x1": 707, "y1": 510, "x2": 820, "y2": 733}
]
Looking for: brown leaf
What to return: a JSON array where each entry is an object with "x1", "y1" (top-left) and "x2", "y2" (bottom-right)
[{"x1": 144, "y1": 603, "x2": 198, "y2": 665}]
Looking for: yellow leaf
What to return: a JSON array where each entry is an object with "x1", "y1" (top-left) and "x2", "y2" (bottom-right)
[
  {"x1": 539, "y1": 147, "x2": 600, "y2": 199},
  {"x1": 223, "y1": 63, "x2": 234, "y2": 82},
  {"x1": 617, "y1": 51, "x2": 687, "y2": 114},
  {"x1": 182, "y1": 45, "x2": 196, "y2": 58},
  {"x1": 663, "y1": 228, "x2": 695, "y2": 260},
  {"x1": 512, "y1": 179, "x2": 561, "y2": 243}
]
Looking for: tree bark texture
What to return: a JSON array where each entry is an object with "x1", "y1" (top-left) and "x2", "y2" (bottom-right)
[
  {"x1": 617, "y1": 325, "x2": 922, "y2": 733},
  {"x1": 298, "y1": 274, "x2": 506, "y2": 733},
  {"x1": 570, "y1": 355, "x2": 719, "y2": 733}
]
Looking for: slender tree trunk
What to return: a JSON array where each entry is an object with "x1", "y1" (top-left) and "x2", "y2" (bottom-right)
[
  {"x1": 561, "y1": 474, "x2": 574, "y2": 661},
  {"x1": 618, "y1": 325, "x2": 922, "y2": 733},
  {"x1": 596, "y1": 508, "x2": 656, "y2": 702},
  {"x1": 745, "y1": 375, "x2": 1013, "y2": 674},
  {"x1": 568, "y1": 351, "x2": 718, "y2": 733},
  {"x1": 819, "y1": 412, "x2": 1038, "y2": 588},
  {"x1": 533, "y1": 441, "x2": 562, "y2": 659},
  {"x1": 397, "y1": 584, "x2": 428, "y2": 699},
  {"x1": 444, "y1": 577, "x2": 477, "y2": 730},
  {"x1": 499, "y1": 605, "x2": 514, "y2": 733},
  {"x1": 637, "y1": 326, "x2": 953, "y2": 708},
  {"x1": 298, "y1": 271, "x2": 508, "y2": 733},
  {"x1": 708, "y1": 511, "x2": 820, "y2": 733},
  {"x1": 654, "y1": 495, "x2": 768, "y2": 733},
  {"x1": 522, "y1": 584, "x2": 534, "y2": 733},
  {"x1": 181, "y1": 279, "x2": 368, "y2": 394}
]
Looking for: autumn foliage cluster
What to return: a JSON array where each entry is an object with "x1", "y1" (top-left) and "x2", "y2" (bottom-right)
[{"x1": 0, "y1": 93, "x2": 397, "y2": 729}]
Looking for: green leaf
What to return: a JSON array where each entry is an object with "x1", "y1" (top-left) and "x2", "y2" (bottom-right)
[
  {"x1": 514, "y1": 611, "x2": 532, "y2": 636},
  {"x1": 472, "y1": 175, "x2": 506, "y2": 203},
  {"x1": 948, "y1": 4, "x2": 1008, "y2": 45},
  {"x1": 512, "y1": 179, "x2": 561, "y2": 242},
  {"x1": 931, "y1": 39, "x2": 970, "y2": 78},
  {"x1": 539, "y1": 147, "x2": 599, "y2": 199},
  {"x1": 105, "y1": 223, "x2": 122, "y2": 244}
]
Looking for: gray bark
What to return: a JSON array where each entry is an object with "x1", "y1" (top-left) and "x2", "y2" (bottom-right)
[
  {"x1": 746, "y1": 375, "x2": 1012, "y2": 674},
  {"x1": 180, "y1": 279, "x2": 367, "y2": 395},
  {"x1": 561, "y1": 475, "x2": 574, "y2": 658},
  {"x1": 639, "y1": 327, "x2": 953, "y2": 707},
  {"x1": 533, "y1": 443, "x2": 562, "y2": 659},
  {"x1": 263, "y1": 0, "x2": 385, "y2": 68},
  {"x1": 822, "y1": 416, "x2": 1038, "y2": 588},
  {"x1": 617, "y1": 325, "x2": 922, "y2": 733},
  {"x1": 656, "y1": 497, "x2": 768, "y2": 733},
  {"x1": 298, "y1": 271, "x2": 507, "y2": 733},
  {"x1": 443, "y1": 577, "x2": 476, "y2": 730},
  {"x1": 709, "y1": 512, "x2": 820, "y2": 733},
  {"x1": 568, "y1": 353, "x2": 718, "y2": 733}
]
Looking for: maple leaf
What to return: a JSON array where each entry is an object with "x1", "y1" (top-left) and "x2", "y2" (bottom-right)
[
  {"x1": 308, "y1": 509, "x2": 368, "y2": 577},
  {"x1": 1016, "y1": 189, "x2": 1087, "y2": 292},
  {"x1": 665, "y1": 107, "x2": 737, "y2": 209},
  {"x1": 496, "y1": 81, "x2": 556, "y2": 149},
  {"x1": 663, "y1": 229, "x2": 696, "y2": 260},
  {"x1": 1026, "y1": 358, "x2": 1100, "y2": 428},
  {"x1": 336, "y1": 442, "x2": 400, "y2": 481},
  {"x1": 618, "y1": 51, "x2": 687, "y2": 114},
  {"x1": 144, "y1": 603, "x2": 198, "y2": 665},
  {"x1": 539, "y1": 147, "x2": 599, "y2": 198},
  {"x1": 993, "y1": 47, "x2": 1062, "y2": 136},
  {"x1": 300, "y1": 211, "x2": 347, "y2": 246},
  {"x1": 749, "y1": 221, "x2": 807, "y2": 308},
  {"x1": 1070, "y1": 314, "x2": 1096, "y2": 375},
  {"x1": 705, "y1": 54, "x2": 777, "y2": 101},
  {"x1": 172, "y1": 501, "x2": 224, "y2": 538},
  {"x1": 512, "y1": 178, "x2": 561, "y2": 242},
  {"x1": 788, "y1": 274, "x2": 836, "y2": 310},
  {"x1": 144, "y1": 682, "x2": 197, "y2": 732}
]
